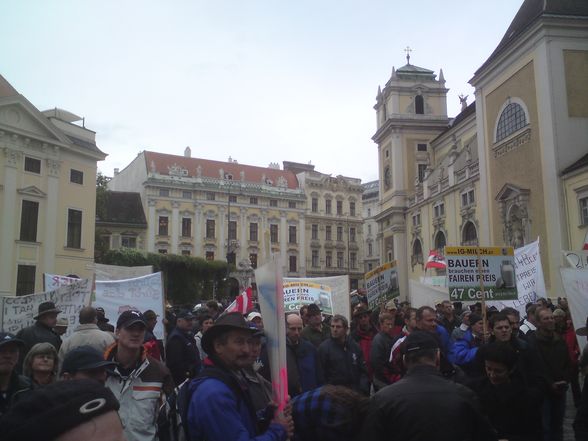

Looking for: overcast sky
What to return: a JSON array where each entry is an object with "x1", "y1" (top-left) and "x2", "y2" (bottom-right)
[{"x1": 2, "y1": 1, "x2": 522, "y2": 183}]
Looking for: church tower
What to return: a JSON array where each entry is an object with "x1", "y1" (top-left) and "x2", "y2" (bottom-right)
[{"x1": 373, "y1": 49, "x2": 449, "y2": 299}]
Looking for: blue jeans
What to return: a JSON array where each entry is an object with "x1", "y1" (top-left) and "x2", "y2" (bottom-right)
[{"x1": 542, "y1": 391, "x2": 566, "y2": 441}]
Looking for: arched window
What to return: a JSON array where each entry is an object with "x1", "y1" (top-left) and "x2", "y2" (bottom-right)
[
  {"x1": 412, "y1": 239, "x2": 424, "y2": 266},
  {"x1": 434, "y1": 231, "x2": 446, "y2": 252},
  {"x1": 462, "y1": 221, "x2": 478, "y2": 246},
  {"x1": 415, "y1": 95, "x2": 424, "y2": 115},
  {"x1": 496, "y1": 102, "x2": 527, "y2": 142}
]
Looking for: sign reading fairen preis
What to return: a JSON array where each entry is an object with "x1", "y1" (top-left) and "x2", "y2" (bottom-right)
[{"x1": 445, "y1": 247, "x2": 518, "y2": 301}]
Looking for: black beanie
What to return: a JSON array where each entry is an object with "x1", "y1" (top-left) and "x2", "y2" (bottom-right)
[{"x1": 0, "y1": 379, "x2": 120, "y2": 441}]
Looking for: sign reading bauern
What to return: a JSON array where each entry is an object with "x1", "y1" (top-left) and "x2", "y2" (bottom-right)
[{"x1": 445, "y1": 246, "x2": 518, "y2": 301}]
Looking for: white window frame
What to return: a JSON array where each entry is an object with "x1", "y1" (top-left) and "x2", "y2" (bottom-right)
[
  {"x1": 493, "y1": 97, "x2": 530, "y2": 144},
  {"x1": 460, "y1": 188, "x2": 475, "y2": 207}
]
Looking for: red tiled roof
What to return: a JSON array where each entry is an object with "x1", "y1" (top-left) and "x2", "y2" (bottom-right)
[{"x1": 144, "y1": 151, "x2": 300, "y2": 190}]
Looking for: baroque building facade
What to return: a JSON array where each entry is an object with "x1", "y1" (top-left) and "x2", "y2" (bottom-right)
[
  {"x1": 362, "y1": 180, "x2": 380, "y2": 273},
  {"x1": 374, "y1": 0, "x2": 588, "y2": 298},
  {"x1": 0, "y1": 75, "x2": 107, "y2": 295}
]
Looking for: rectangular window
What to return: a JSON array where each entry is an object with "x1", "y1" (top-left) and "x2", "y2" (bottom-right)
[
  {"x1": 350, "y1": 252, "x2": 357, "y2": 269},
  {"x1": 325, "y1": 251, "x2": 332, "y2": 268},
  {"x1": 207, "y1": 192, "x2": 215, "y2": 201},
  {"x1": 250, "y1": 223, "x2": 258, "y2": 241},
  {"x1": 434, "y1": 203, "x2": 445, "y2": 218},
  {"x1": 229, "y1": 195, "x2": 237, "y2": 203},
  {"x1": 20, "y1": 200, "x2": 39, "y2": 242},
  {"x1": 206, "y1": 220, "x2": 215, "y2": 239},
  {"x1": 181, "y1": 250, "x2": 191, "y2": 256},
  {"x1": 250, "y1": 197, "x2": 258, "y2": 205},
  {"x1": 288, "y1": 201, "x2": 296, "y2": 209},
  {"x1": 182, "y1": 191, "x2": 192, "y2": 199},
  {"x1": 311, "y1": 198, "x2": 318, "y2": 213},
  {"x1": 368, "y1": 263, "x2": 373, "y2": 271},
  {"x1": 368, "y1": 224, "x2": 372, "y2": 235},
  {"x1": 413, "y1": 213, "x2": 421, "y2": 226},
  {"x1": 337, "y1": 252, "x2": 344, "y2": 268},
  {"x1": 417, "y1": 143, "x2": 428, "y2": 152},
  {"x1": 159, "y1": 188, "x2": 169, "y2": 197},
  {"x1": 70, "y1": 169, "x2": 84, "y2": 185},
  {"x1": 581, "y1": 197, "x2": 588, "y2": 225},
  {"x1": 289, "y1": 255, "x2": 297, "y2": 272},
  {"x1": 121, "y1": 236, "x2": 137, "y2": 248},
  {"x1": 337, "y1": 226, "x2": 343, "y2": 241},
  {"x1": 461, "y1": 189, "x2": 475, "y2": 207},
  {"x1": 249, "y1": 253, "x2": 258, "y2": 269},
  {"x1": 16, "y1": 265, "x2": 36, "y2": 296},
  {"x1": 205, "y1": 251, "x2": 214, "y2": 261},
  {"x1": 269, "y1": 199, "x2": 278, "y2": 207},
  {"x1": 158, "y1": 249, "x2": 168, "y2": 254},
  {"x1": 368, "y1": 242, "x2": 373, "y2": 256},
  {"x1": 228, "y1": 220, "x2": 237, "y2": 240},
  {"x1": 325, "y1": 199, "x2": 332, "y2": 214},
  {"x1": 288, "y1": 226, "x2": 297, "y2": 244},
  {"x1": 312, "y1": 250, "x2": 319, "y2": 268},
  {"x1": 350, "y1": 227, "x2": 356, "y2": 242},
  {"x1": 325, "y1": 225, "x2": 332, "y2": 241},
  {"x1": 418, "y1": 164, "x2": 427, "y2": 183},
  {"x1": 350, "y1": 202, "x2": 356, "y2": 217},
  {"x1": 311, "y1": 224, "x2": 318, "y2": 240},
  {"x1": 24, "y1": 157, "x2": 41, "y2": 174},
  {"x1": 367, "y1": 208, "x2": 371, "y2": 217},
  {"x1": 336, "y1": 200, "x2": 343, "y2": 215},
  {"x1": 67, "y1": 209, "x2": 82, "y2": 248},
  {"x1": 270, "y1": 224, "x2": 278, "y2": 243},
  {"x1": 158, "y1": 216, "x2": 169, "y2": 236},
  {"x1": 182, "y1": 218, "x2": 192, "y2": 237}
]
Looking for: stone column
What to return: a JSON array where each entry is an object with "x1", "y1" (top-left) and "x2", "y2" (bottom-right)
[
  {"x1": 147, "y1": 199, "x2": 156, "y2": 252},
  {"x1": 171, "y1": 201, "x2": 180, "y2": 255},
  {"x1": 260, "y1": 209, "x2": 268, "y2": 264},
  {"x1": 194, "y1": 203, "x2": 202, "y2": 257},
  {"x1": 219, "y1": 206, "x2": 226, "y2": 261},
  {"x1": 43, "y1": 158, "x2": 60, "y2": 275},
  {"x1": 280, "y1": 211, "x2": 287, "y2": 270},
  {"x1": 240, "y1": 208, "x2": 247, "y2": 261},
  {"x1": 0, "y1": 147, "x2": 20, "y2": 294},
  {"x1": 298, "y1": 214, "x2": 306, "y2": 275}
]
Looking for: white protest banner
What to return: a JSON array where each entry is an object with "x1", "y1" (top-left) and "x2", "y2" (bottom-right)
[
  {"x1": 282, "y1": 281, "x2": 333, "y2": 315},
  {"x1": 93, "y1": 263, "x2": 153, "y2": 281},
  {"x1": 446, "y1": 246, "x2": 518, "y2": 301},
  {"x1": 563, "y1": 250, "x2": 588, "y2": 269},
  {"x1": 365, "y1": 261, "x2": 400, "y2": 309},
  {"x1": 94, "y1": 272, "x2": 164, "y2": 339},
  {"x1": 44, "y1": 273, "x2": 81, "y2": 291},
  {"x1": 560, "y1": 268, "x2": 588, "y2": 348},
  {"x1": 487, "y1": 239, "x2": 545, "y2": 314},
  {"x1": 256, "y1": 259, "x2": 288, "y2": 414},
  {"x1": 0, "y1": 279, "x2": 91, "y2": 337},
  {"x1": 284, "y1": 275, "x2": 350, "y2": 319}
]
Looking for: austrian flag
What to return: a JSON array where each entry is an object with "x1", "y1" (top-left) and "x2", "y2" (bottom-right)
[
  {"x1": 225, "y1": 287, "x2": 254, "y2": 314},
  {"x1": 425, "y1": 250, "x2": 447, "y2": 270}
]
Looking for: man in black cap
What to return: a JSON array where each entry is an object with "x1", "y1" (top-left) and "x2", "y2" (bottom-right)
[
  {"x1": 16, "y1": 301, "x2": 62, "y2": 371},
  {"x1": 0, "y1": 333, "x2": 32, "y2": 417},
  {"x1": 300, "y1": 304, "x2": 329, "y2": 348},
  {"x1": 0, "y1": 379, "x2": 122, "y2": 441},
  {"x1": 60, "y1": 345, "x2": 117, "y2": 385},
  {"x1": 95, "y1": 307, "x2": 115, "y2": 333},
  {"x1": 105, "y1": 309, "x2": 173, "y2": 441},
  {"x1": 186, "y1": 312, "x2": 293, "y2": 441},
  {"x1": 361, "y1": 330, "x2": 496, "y2": 441},
  {"x1": 166, "y1": 309, "x2": 201, "y2": 386}
]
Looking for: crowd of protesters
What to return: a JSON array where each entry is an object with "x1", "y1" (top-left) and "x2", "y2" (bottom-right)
[{"x1": 1, "y1": 294, "x2": 588, "y2": 441}]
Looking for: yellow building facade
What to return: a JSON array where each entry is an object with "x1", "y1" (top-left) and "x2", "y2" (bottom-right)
[{"x1": 0, "y1": 75, "x2": 106, "y2": 295}]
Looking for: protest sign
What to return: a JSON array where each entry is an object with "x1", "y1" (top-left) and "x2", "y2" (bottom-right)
[
  {"x1": 282, "y1": 281, "x2": 333, "y2": 315},
  {"x1": 284, "y1": 275, "x2": 350, "y2": 319},
  {"x1": 563, "y1": 250, "x2": 588, "y2": 269},
  {"x1": 364, "y1": 261, "x2": 400, "y2": 309},
  {"x1": 256, "y1": 259, "x2": 288, "y2": 414},
  {"x1": 43, "y1": 273, "x2": 81, "y2": 291},
  {"x1": 93, "y1": 263, "x2": 153, "y2": 281},
  {"x1": 446, "y1": 246, "x2": 517, "y2": 301},
  {"x1": 0, "y1": 279, "x2": 91, "y2": 337},
  {"x1": 560, "y1": 268, "x2": 588, "y2": 347},
  {"x1": 94, "y1": 272, "x2": 164, "y2": 339}
]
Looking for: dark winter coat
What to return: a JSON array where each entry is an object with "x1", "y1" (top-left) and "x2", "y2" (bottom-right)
[
  {"x1": 318, "y1": 336, "x2": 369, "y2": 395},
  {"x1": 286, "y1": 338, "x2": 322, "y2": 398},
  {"x1": 165, "y1": 327, "x2": 201, "y2": 386}
]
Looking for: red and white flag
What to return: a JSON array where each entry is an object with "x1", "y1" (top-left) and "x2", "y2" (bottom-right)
[
  {"x1": 583, "y1": 231, "x2": 588, "y2": 251},
  {"x1": 425, "y1": 250, "x2": 447, "y2": 270},
  {"x1": 224, "y1": 287, "x2": 254, "y2": 315}
]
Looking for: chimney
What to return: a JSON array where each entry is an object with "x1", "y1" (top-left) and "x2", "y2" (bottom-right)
[
  {"x1": 114, "y1": 168, "x2": 119, "y2": 175},
  {"x1": 184, "y1": 146, "x2": 191, "y2": 158}
]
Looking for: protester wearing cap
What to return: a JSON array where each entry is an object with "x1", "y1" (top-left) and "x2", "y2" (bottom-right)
[
  {"x1": 54, "y1": 318, "x2": 69, "y2": 337},
  {"x1": 0, "y1": 378, "x2": 122, "y2": 441},
  {"x1": 361, "y1": 330, "x2": 496, "y2": 441},
  {"x1": 166, "y1": 309, "x2": 201, "y2": 386},
  {"x1": 448, "y1": 312, "x2": 486, "y2": 378},
  {"x1": 95, "y1": 307, "x2": 115, "y2": 333},
  {"x1": 187, "y1": 312, "x2": 293, "y2": 441},
  {"x1": 61, "y1": 345, "x2": 117, "y2": 385},
  {"x1": 247, "y1": 311, "x2": 264, "y2": 330},
  {"x1": 300, "y1": 304, "x2": 330, "y2": 348},
  {"x1": 351, "y1": 305, "x2": 377, "y2": 381},
  {"x1": 0, "y1": 333, "x2": 32, "y2": 417},
  {"x1": 58, "y1": 306, "x2": 115, "y2": 368},
  {"x1": 16, "y1": 301, "x2": 62, "y2": 371},
  {"x1": 104, "y1": 309, "x2": 174, "y2": 441}
]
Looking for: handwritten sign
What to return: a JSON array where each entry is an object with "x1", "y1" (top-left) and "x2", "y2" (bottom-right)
[
  {"x1": 94, "y1": 272, "x2": 164, "y2": 339},
  {"x1": 563, "y1": 250, "x2": 588, "y2": 269},
  {"x1": 0, "y1": 279, "x2": 91, "y2": 337}
]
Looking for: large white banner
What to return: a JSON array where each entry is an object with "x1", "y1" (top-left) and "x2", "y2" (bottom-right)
[
  {"x1": 284, "y1": 275, "x2": 350, "y2": 320},
  {"x1": 409, "y1": 279, "x2": 448, "y2": 308},
  {"x1": 0, "y1": 279, "x2": 92, "y2": 337},
  {"x1": 486, "y1": 239, "x2": 546, "y2": 315},
  {"x1": 94, "y1": 272, "x2": 164, "y2": 339},
  {"x1": 44, "y1": 273, "x2": 82, "y2": 291},
  {"x1": 560, "y1": 268, "x2": 588, "y2": 347},
  {"x1": 563, "y1": 250, "x2": 588, "y2": 269},
  {"x1": 93, "y1": 263, "x2": 153, "y2": 281}
]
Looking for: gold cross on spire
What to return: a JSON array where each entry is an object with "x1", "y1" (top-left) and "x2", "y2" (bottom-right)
[{"x1": 404, "y1": 46, "x2": 412, "y2": 64}]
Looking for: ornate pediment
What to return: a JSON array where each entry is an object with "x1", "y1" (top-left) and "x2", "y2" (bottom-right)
[
  {"x1": 0, "y1": 102, "x2": 66, "y2": 144},
  {"x1": 17, "y1": 185, "x2": 46, "y2": 198},
  {"x1": 495, "y1": 183, "x2": 529, "y2": 202}
]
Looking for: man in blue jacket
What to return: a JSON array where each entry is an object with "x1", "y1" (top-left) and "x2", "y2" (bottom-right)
[{"x1": 187, "y1": 312, "x2": 293, "y2": 441}]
